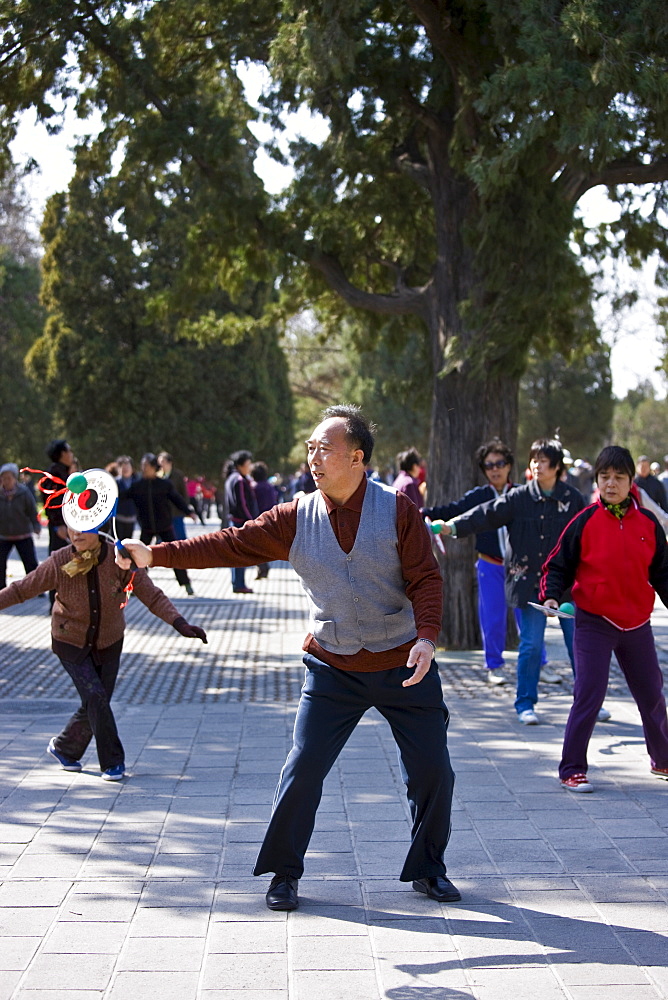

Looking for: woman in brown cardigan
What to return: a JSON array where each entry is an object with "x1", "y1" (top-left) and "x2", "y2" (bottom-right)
[{"x1": 0, "y1": 527, "x2": 206, "y2": 780}]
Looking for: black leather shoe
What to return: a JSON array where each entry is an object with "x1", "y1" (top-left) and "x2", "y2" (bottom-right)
[
  {"x1": 265, "y1": 874, "x2": 299, "y2": 911},
  {"x1": 412, "y1": 876, "x2": 461, "y2": 902}
]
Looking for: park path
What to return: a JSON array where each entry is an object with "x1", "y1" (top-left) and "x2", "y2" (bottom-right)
[{"x1": 1, "y1": 525, "x2": 668, "y2": 999}]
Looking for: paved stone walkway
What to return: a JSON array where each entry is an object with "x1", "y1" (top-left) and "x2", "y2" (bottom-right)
[{"x1": 1, "y1": 525, "x2": 668, "y2": 999}]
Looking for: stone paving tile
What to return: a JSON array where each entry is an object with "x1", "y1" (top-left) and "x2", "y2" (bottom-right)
[
  {"x1": 128, "y1": 905, "x2": 211, "y2": 937},
  {"x1": 201, "y1": 953, "x2": 288, "y2": 990},
  {"x1": 118, "y1": 935, "x2": 206, "y2": 971},
  {"x1": 566, "y1": 989, "x2": 663, "y2": 1000},
  {"x1": 3, "y1": 555, "x2": 668, "y2": 999},
  {"x1": 0, "y1": 936, "x2": 41, "y2": 971},
  {"x1": 289, "y1": 904, "x2": 368, "y2": 935},
  {"x1": 291, "y1": 970, "x2": 382, "y2": 1000},
  {"x1": 19, "y1": 951, "x2": 116, "y2": 990},
  {"x1": 208, "y1": 919, "x2": 286, "y2": 952},
  {"x1": 201, "y1": 994, "x2": 288, "y2": 1000},
  {"x1": 467, "y1": 966, "x2": 567, "y2": 998},
  {"x1": 0, "y1": 973, "x2": 21, "y2": 1000},
  {"x1": 106, "y1": 971, "x2": 200, "y2": 1000},
  {"x1": 375, "y1": 952, "x2": 470, "y2": 990},
  {"x1": 42, "y1": 920, "x2": 130, "y2": 953}
]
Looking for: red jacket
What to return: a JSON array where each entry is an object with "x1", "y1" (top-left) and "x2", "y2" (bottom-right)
[{"x1": 539, "y1": 495, "x2": 668, "y2": 630}]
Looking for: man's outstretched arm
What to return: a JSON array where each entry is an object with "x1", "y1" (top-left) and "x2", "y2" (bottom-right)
[{"x1": 116, "y1": 503, "x2": 298, "y2": 571}]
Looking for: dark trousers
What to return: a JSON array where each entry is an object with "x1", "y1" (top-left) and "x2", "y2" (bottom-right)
[
  {"x1": 0, "y1": 537, "x2": 38, "y2": 590},
  {"x1": 560, "y1": 608, "x2": 668, "y2": 779},
  {"x1": 253, "y1": 654, "x2": 455, "y2": 881},
  {"x1": 140, "y1": 527, "x2": 191, "y2": 588},
  {"x1": 54, "y1": 650, "x2": 125, "y2": 771}
]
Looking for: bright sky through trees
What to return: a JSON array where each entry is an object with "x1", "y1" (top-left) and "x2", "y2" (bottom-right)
[{"x1": 10, "y1": 70, "x2": 664, "y2": 403}]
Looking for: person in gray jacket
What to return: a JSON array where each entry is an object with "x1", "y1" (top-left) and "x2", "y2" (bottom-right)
[
  {"x1": 433, "y1": 439, "x2": 585, "y2": 725},
  {"x1": 0, "y1": 462, "x2": 40, "y2": 590}
]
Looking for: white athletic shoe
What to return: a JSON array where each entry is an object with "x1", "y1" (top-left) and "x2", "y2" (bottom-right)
[
  {"x1": 596, "y1": 706, "x2": 612, "y2": 722},
  {"x1": 518, "y1": 709, "x2": 539, "y2": 725},
  {"x1": 487, "y1": 670, "x2": 507, "y2": 686},
  {"x1": 539, "y1": 666, "x2": 562, "y2": 684}
]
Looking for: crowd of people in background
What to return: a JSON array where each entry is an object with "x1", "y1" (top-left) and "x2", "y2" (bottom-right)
[
  {"x1": 3, "y1": 419, "x2": 668, "y2": 810},
  {"x1": 3, "y1": 436, "x2": 668, "y2": 605}
]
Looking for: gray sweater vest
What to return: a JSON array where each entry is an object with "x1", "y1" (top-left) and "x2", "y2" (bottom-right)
[{"x1": 289, "y1": 480, "x2": 417, "y2": 655}]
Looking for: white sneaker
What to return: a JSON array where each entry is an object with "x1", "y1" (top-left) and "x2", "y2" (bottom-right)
[
  {"x1": 596, "y1": 706, "x2": 612, "y2": 722},
  {"x1": 518, "y1": 709, "x2": 539, "y2": 725},
  {"x1": 539, "y1": 666, "x2": 562, "y2": 684},
  {"x1": 487, "y1": 670, "x2": 507, "y2": 686}
]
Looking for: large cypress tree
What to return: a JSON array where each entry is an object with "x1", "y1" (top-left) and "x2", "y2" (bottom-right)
[{"x1": 2, "y1": 1, "x2": 666, "y2": 643}]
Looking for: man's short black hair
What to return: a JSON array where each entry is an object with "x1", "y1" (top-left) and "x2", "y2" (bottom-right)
[
  {"x1": 476, "y1": 438, "x2": 514, "y2": 474},
  {"x1": 529, "y1": 438, "x2": 565, "y2": 477},
  {"x1": 141, "y1": 452, "x2": 160, "y2": 470},
  {"x1": 46, "y1": 439, "x2": 69, "y2": 462},
  {"x1": 397, "y1": 448, "x2": 421, "y2": 473},
  {"x1": 251, "y1": 461, "x2": 269, "y2": 482},
  {"x1": 322, "y1": 404, "x2": 376, "y2": 464},
  {"x1": 594, "y1": 445, "x2": 635, "y2": 482}
]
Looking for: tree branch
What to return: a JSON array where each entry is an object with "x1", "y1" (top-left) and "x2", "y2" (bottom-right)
[
  {"x1": 305, "y1": 246, "x2": 430, "y2": 318},
  {"x1": 394, "y1": 151, "x2": 431, "y2": 190},
  {"x1": 559, "y1": 157, "x2": 668, "y2": 204}
]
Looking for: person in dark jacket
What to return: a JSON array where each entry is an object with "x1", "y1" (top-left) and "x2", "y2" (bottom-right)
[
  {"x1": 224, "y1": 450, "x2": 259, "y2": 593},
  {"x1": 422, "y1": 439, "x2": 523, "y2": 686},
  {"x1": 0, "y1": 463, "x2": 41, "y2": 589},
  {"x1": 158, "y1": 451, "x2": 190, "y2": 538},
  {"x1": 0, "y1": 527, "x2": 207, "y2": 780},
  {"x1": 251, "y1": 461, "x2": 279, "y2": 580},
  {"x1": 42, "y1": 439, "x2": 75, "y2": 607},
  {"x1": 115, "y1": 456, "x2": 140, "y2": 539},
  {"x1": 634, "y1": 455, "x2": 668, "y2": 512},
  {"x1": 433, "y1": 439, "x2": 585, "y2": 725},
  {"x1": 392, "y1": 449, "x2": 423, "y2": 508},
  {"x1": 119, "y1": 453, "x2": 196, "y2": 594},
  {"x1": 541, "y1": 445, "x2": 668, "y2": 791}
]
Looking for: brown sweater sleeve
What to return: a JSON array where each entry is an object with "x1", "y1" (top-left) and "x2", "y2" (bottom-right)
[
  {"x1": 396, "y1": 492, "x2": 443, "y2": 645},
  {"x1": 150, "y1": 502, "x2": 298, "y2": 569},
  {"x1": 0, "y1": 554, "x2": 61, "y2": 608}
]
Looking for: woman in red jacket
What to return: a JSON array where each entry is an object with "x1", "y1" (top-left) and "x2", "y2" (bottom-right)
[{"x1": 540, "y1": 445, "x2": 668, "y2": 792}]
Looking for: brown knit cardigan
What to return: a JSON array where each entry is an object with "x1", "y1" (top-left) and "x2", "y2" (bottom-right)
[{"x1": 0, "y1": 540, "x2": 182, "y2": 650}]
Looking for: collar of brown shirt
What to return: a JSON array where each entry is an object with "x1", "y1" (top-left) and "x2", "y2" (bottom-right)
[{"x1": 321, "y1": 475, "x2": 367, "y2": 555}]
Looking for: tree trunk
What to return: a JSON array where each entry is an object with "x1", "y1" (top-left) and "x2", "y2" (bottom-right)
[{"x1": 427, "y1": 365, "x2": 519, "y2": 648}]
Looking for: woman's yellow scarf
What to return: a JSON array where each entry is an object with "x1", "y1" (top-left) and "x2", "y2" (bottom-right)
[{"x1": 61, "y1": 543, "x2": 102, "y2": 578}]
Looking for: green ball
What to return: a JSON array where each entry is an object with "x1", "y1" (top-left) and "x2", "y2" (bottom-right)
[
  {"x1": 66, "y1": 472, "x2": 88, "y2": 495},
  {"x1": 559, "y1": 602, "x2": 575, "y2": 616},
  {"x1": 429, "y1": 522, "x2": 442, "y2": 534}
]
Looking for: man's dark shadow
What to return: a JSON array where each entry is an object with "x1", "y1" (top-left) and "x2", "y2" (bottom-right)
[{"x1": 355, "y1": 896, "x2": 668, "y2": 983}]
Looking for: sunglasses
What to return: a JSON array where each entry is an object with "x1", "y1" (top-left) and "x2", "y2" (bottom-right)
[{"x1": 484, "y1": 459, "x2": 509, "y2": 470}]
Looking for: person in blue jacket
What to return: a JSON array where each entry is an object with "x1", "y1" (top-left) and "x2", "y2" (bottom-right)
[
  {"x1": 422, "y1": 439, "x2": 522, "y2": 685},
  {"x1": 433, "y1": 439, "x2": 585, "y2": 725}
]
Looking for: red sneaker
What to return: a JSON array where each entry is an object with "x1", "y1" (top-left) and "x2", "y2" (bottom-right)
[
  {"x1": 650, "y1": 766, "x2": 668, "y2": 780},
  {"x1": 560, "y1": 773, "x2": 593, "y2": 793}
]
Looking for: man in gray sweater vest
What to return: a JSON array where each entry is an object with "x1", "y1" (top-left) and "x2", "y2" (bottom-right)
[{"x1": 118, "y1": 405, "x2": 459, "y2": 911}]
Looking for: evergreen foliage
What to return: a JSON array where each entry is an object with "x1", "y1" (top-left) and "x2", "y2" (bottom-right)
[
  {"x1": 1, "y1": 1, "x2": 667, "y2": 643},
  {"x1": 612, "y1": 381, "x2": 668, "y2": 464},
  {"x1": 517, "y1": 343, "x2": 613, "y2": 464},
  {"x1": 31, "y1": 158, "x2": 293, "y2": 478},
  {"x1": 0, "y1": 167, "x2": 52, "y2": 467}
]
